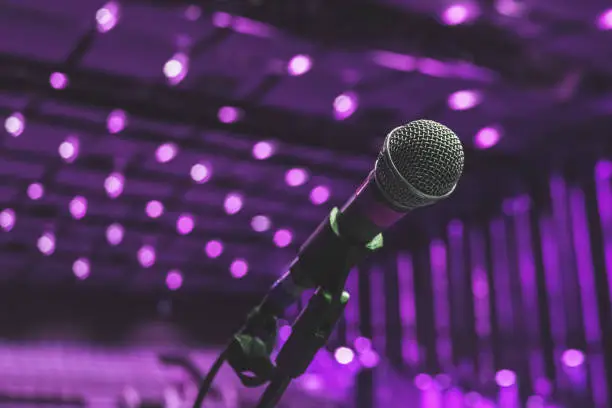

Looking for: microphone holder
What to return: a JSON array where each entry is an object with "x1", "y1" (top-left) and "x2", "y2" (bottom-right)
[{"x1": 192, "y1": 208, "x2": 383, "y2": 408}]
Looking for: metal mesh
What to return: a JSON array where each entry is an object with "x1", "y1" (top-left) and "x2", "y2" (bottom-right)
[{"x1": 375, "y1": 119, "x2": 464, "y2": 210}]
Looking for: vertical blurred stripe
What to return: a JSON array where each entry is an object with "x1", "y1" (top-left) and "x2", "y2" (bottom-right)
[
  {"x1": 397, "y1": 252, "x2": 419, "y2": 367},
  {"x1": 490, "y1": 217, "x2": 515, "y2": 367},
  {"x1": 469, "y1": 226, "x2": 494, "y2": 380},
  {"x1": 430, "y1": 239, "x2": 452, "y2": 370},
  {"x1": 550, "y1": 177, "x2": 584, "y2": 345},
  {"x1": 594, "y1": 161, "x2": 612, "y2": 314},
  {"x1": 370, "y1": 265, "x2": 386, "y2": 356},
  {"x1": 344, "y1": 268, "x2": 360, "y2": 344},
  {"x1": 512, "y1": 200, "x2": 546, "y2": 386},
  {"x1": 539, "y1": 215, "x2": 567, "y2": 384},
  {"x1": 569, "y1": 187, "x2": 607, "y2": 407}
]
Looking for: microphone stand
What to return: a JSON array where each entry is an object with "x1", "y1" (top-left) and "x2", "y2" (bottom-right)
[{"x1": 192, "y1": 208, "x2": 383, "y2": 408}]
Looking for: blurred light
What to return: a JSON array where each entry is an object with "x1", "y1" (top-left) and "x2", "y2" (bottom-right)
[
  {"x1": 448, "y1": 90, "x2": 481, "y2": 110},
  {"x1": 205, "y1": 240, "x2": 223, "y2": 258},
  {"x1": 414, "y1": 373, "x2": 433, "y2": 390},
  {"x1": 163, "y1": 53, "x2": 189, "y2": 85},
  {"x1": 251, "y1": 215, "x2": 271, "y2": 232},
  {"x1": 218, "y1": 106, "x2": 240, "y2": 124},
  {"x1": 4, "y1": 112, "x2": 25, "y2": 137},
  {"x1": 310, "y1": 185, "x2": 330, "y2": 205},
  {"x1": 49, "y1": 72, "x2": 68, "y2": 90},
  {"x1": 96, "y1": 1, "x2": 120, "y2": 33},
  {"x1": 37, "y1": 232, "x2": 56, "y2": 256},
  {"x1": 106, "y1": 223, "x2": 124, "y2": 246},
  {"x1": 442, "y1": 4, "x2": 470, "y2": 25},
  {"x1": 59, "y1": 136, "x2": 79, "y2": 163},
  {"x1": 146, "y1": 200, "x2": 164, "y2": 218},
  {"x1": 252, "y1": 141, "x2": 275, "y2": 160},
  {"x1": 596, "y1": 160, "x2": 612, "y2": 180},
  {"x1": 287, "y1": 54, "x2": 312, "y2": 76},
  {"x1": 273, "y1": 229, "x2": 293, "y2": 248},
  {"x1": 230, "y1": 258, "x2": 248, "y2": 278},
  {"x1": 177, "y1": 213, "x2": 195, "y2": 235},
  {"x1": 279, "y1": 325, "x2": 292, "y2": 342},
  {"x1": 597, "y1": 9, "x2": 612, "y2": 30},
  {"x1": 104, "y1": 172, "x2": 125, "y2": 199},
  {"x1": 333, "y1": 347, "x2": 354, "y2": 365},
  {"x1": 166, "y1": 269, "x2": 183, "y2": 290},
  {"x1": 212, "y1": 11, "x2": 232, "y2": 28},
  {"x1": 474, "y1": 126, "x2": 501, "y2": 149},
  {"x1": 27, "y1": 183, "x2": 44, "y2": 200},
  {"x1": 69, "y1": 196, "x2": 88, "y2": 220},
  {"x1": 333, "y1": 92, "x2": 358, "y2": 120},
  {"x1": 184, "y1": 5, "x2": 201, "y2": 21},
  {"x1": 224, "y1": 193, "x2": 243, "y2": 215},
  {"x1": 562, "y1": 349, "x2": 585, "y2": 368},
  {"x1": 137, "y1": 245, "x2": 156, "y2": 268},
  {"x1": 359, "y1": 349, "x2": 380, "y2": 368},
  {"x1": 495, "y1": 0, "x2": 523, "y2": 17},
  {"x1": 285, "y1": 168, "x2": 308, "y2": 187},
  {"x1": 0, "y1": 209, "x2": 15, "y2": 232},
  {"x1": 191, "y1": 162, "x2": 211, "y2": 183},
  {"x1": 301, "y1": 374, "x2": 324, "y2": 392},
  {"x1": 73, "y1": 258, "x2": 90, "y2": 280},
  {"x1": 107, "y1": 109, "x2": 127, "y2": 134},
  {"x1": 354, "y1": 336, "x2": 372, "y2": 352},
  {"x1": 495, "y1": 369, "x2": 517, "y2": 387},
  {"x1": 156, "y1": 143, "x2": 178, "y2": 163}
]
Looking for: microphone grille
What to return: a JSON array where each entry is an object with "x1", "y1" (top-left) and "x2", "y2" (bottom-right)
[{"x1": 375, "y1": 119, "x2": 464, "y2": 210}]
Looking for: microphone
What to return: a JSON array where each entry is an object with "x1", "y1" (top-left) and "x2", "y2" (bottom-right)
[{"x1": 259, "y1": 119, "x2": 465, "y2": 316}]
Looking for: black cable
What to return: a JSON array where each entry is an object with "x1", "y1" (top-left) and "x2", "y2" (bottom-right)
[{"x1": 192, "y1": 349, "x2": 228, "y2": 408}]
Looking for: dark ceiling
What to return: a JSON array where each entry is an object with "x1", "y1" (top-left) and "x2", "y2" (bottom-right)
[{"x1": 0, "y1": 0, "x2": 611, "y2": 296}]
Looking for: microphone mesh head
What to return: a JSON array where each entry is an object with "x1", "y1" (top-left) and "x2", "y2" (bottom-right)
[{"x1": 375, "y1": 119, "x2": 464, "y2": 210}]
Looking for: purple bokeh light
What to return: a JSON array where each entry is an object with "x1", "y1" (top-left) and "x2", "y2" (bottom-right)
[
  {"x1": 562, "y1": 349, "x2": 585, "y2": 368},
  {"x1": 414, "y1": 373, "x2": 433, "y2": 390},
  {"x1": 310, "y1": 185, "x2": 330, "y2": 205},
  {"x1": 448, "y1": 90, "x2": 481, "y2": 110},
  {"x1": 69, "y1": 196, "x2": 88, "y2": 220},
  {"x1": 251, "y1": 215, "x2": 271, "y2": 232},
  {"x1": 137, "y1": 245, "x2": 156, "y2": 268},
  {"x1": 230, "y1": 258, "x2": 248, "y2": 278},
  {"x1": 205, "y1": 240, "x2": 223, "y2": 258},
  {"x1": 106, "y1": 223, "x2": 124, "y2": 246},
  {"x1": 358, "y1": 349, "x2": 380, "y2": 368},
  {"x1": 176, "y1": 214, "x2": 195, "y2": 235},
  {"x1": 354, "y1": 337, "x2": 372, "y2": 353},
  {"x1": 4, "y1": 112, "x2": 25, "y2": 137},
  {"x1": 27, "y1": 183, "x2": 44, "y2": 200},
  {"x1": 224, "y1": 193, "x2": 243, "y2": 215},
  {"x1": 73, "y1": 258, "x2": 90, "y2": 280},
  {"x1": 474, "y1": 126, "x2": 501, "y2": 149},
  {"x1": 37, "y1": 232, "x2": 56, "y2": 256},
  {"x1": 156, "y1": 143, "x2": 178, "y2": 163},
  {"x1": 96, "y1": 2, "x2": 120, "y2": 33},
  {"x1": 166, "y1": 270, "x2": 183, "y2": 290},
  {"x1": 287, "y1": 54, "x2": 312, "y2": 76},
  {"x1": 59, "y1": 136, "x2": 79, "y2": 163},
  {"x1": 442, "y1": 4, "x2": 470, "y2": 25},
  {"x1": 218, "y1": 106, "x2": 240, "y2": 124},
  {"x1": 190, "y1": 162, "x2": 211, "y2": 183},
  {"x1": 597, "y1": 9, "x2": 612, "y2": 30},
  {"x1": 495, "y1": 369, "x2": 517, "y2": 387},
  {"x1": 104, "y1": 172, "x2": 125, "y2": 199},
  {"x1": 163, "y1": 53, "x2": 189, "y2": 85},
  {"x1": 333, "y1": 92, "x2": 358, "y2": 120},
  {"x1": 285, "y1": 168, "x2": 308, "y2": 187},
  {"x1": 333, "y1": 347, "x2": 354, "y2": 365},
  {"x1": 49, "y1": 72, "x2": 68, "y2": 90},
  {"x1": 0, "y1": 209, "x2": 15, "y2": 232},
  {"x1": 146, "y1": 200, "x2": 164, "y2": 218},
  {"x1": 273, "y1": 229, "x2": 293, "y2": 248},
  {"x1": 184, "y1": 5, "x2": 201, "y2": 21},
  {"x1": 252, "y1": 141, "x2": 275, "y2": 160},
  {"x1": 212, "y1": 11, "x2": 232, "y2": 28},
  {"x1": 107, "y1": 109, "x2": 127, "y2": 134}
]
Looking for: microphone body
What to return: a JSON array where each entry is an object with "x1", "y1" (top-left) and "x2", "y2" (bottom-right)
[{"x1": 258, "y1": 120, "x2": 465, "y2": 317}]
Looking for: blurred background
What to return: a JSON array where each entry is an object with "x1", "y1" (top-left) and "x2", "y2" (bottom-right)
[{"x1": 0, "y1": 0, "x2": 611, "y2": 407}]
